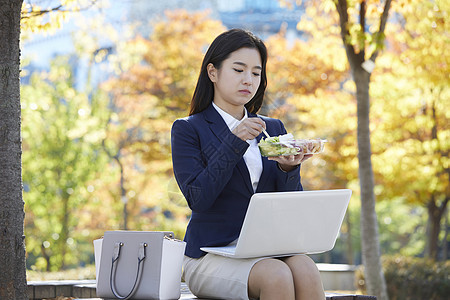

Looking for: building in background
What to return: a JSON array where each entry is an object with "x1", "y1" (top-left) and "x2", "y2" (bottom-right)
[
  {"x1": 217, "y1": 0, "x2": 303, "y2": 39},
  {"x1": 21, "y1": 0, "x2": 304, "y2": 86}
]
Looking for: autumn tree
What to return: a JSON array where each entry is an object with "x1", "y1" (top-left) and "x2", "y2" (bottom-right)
[
  {"x1": 20, "y1": 0, "x2": 99, "y2": 37},
  {"x1": 370, "y1": 0, "x2": 449, "y2": 260},
  {"x1": 331, "y1": 1, "x2": 391, "y2": 297},
  {"x1": 281, "y1": 0, "x2": 396, "y2": 298},
  {"x1": 264, "y1": 26, "x2": 362, "y2": 263},
  {"x1": 21, "y1": 56, "x2": 109, "y2": 270},
  {"x1": 395, "y1": 0, "x2": 449, "y2": 261}
]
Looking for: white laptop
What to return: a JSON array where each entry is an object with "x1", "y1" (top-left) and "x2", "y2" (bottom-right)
[{"x1": 200, "y1": 189, "x2": 351, "y2": 258}]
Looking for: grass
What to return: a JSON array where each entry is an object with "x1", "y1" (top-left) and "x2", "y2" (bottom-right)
[{"x1": 26, "y1": 265, "x2": 96, "y2": 281}]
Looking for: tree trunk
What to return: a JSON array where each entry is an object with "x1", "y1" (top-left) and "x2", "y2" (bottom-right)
[
  {"x1": 103, "y1": 141, "x2": 128, "y2": 230},
  {"x1": 333, "y1": 1, "x2": 391, "y2": 298},
  {"x1": 0, "y1": 0, "x2": 28, "y2": 299},
  {"x1": 426, "y1": 196, "x2": 447, "y2": 260},
  {"x1": 114, "y1": 155, "x2": 128, "y2": 230},
  {"x1": 61, "y1": 194, "x2": 70, "y2": 269},
  {"x1": 424, "y1": 98, "x2": 449, "y2": 260},
  {"x1": 345, "y1": 213, "x2": 354, "y2": 265},
  {"x1": 41, "y1": 243, "x2": 52, "y2": 272},
  {"x1": 353, "y1": 66, "x2": 389, "y2": 300},
  {"x1": 443, "y1": 207, "x2": 449, "y2": 260}
]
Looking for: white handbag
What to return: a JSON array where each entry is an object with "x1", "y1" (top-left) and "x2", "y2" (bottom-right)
[{"x1": 94, "y1": 231, "x2": 186, "y2": 300}]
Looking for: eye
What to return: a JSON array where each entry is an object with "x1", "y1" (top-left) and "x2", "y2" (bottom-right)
[
  {"x1": 253, "y1": 72, "x2": 261, "y2": 77},
  {"x1": 233, "y1": 68, "x2": 243, "y2": 73}
]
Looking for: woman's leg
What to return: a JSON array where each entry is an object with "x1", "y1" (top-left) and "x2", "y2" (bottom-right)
[
  {"x1": 248, "y1": 258, "x2": 295, "y2": 300},
  {"x1": 282, "y1": 255, "x2": 325, "y2": 300}
]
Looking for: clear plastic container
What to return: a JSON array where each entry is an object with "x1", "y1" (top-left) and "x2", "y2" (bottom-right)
[{"x1": 258, "y1": 136, "x2": 327, "y2": 157}]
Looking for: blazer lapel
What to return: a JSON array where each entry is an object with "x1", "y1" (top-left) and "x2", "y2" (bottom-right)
[
  {"x1": 203, "y1": 105, "x2": 254, "y2": 195},
  {"x1": 204, "y1": 105, "x2": 230, "y2": 141}
]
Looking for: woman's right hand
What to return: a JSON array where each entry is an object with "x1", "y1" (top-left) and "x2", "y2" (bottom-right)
[{"x1": 232, "y1": 118, "x2": 266, "y2": 141}]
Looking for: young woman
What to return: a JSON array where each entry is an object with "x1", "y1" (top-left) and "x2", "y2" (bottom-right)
[{"x1": 171, "y1": 29, "x2": 325, "y2": 300}]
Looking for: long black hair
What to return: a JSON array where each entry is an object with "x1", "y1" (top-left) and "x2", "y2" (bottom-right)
[{"x1": 189, "y1": 29, "x2": 268, "y2": 116}]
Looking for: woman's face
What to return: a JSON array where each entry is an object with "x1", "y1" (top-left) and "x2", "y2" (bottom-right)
[{"x1": 207, "y1": 47, "x2": 262, "y2": 116}]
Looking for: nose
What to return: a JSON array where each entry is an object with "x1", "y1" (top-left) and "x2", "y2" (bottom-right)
[{"x1": 242, "y1": 71, "x2": 252, "y2": 86}]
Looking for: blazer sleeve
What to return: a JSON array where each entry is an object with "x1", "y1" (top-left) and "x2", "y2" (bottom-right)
[{"x1": 171, "y1": 118, "x2": 249, "y2": 212}]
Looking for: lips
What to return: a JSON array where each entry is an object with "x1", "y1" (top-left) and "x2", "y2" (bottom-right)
[{"x1": 238, "y1": 89, "x2": 251, "y2": 94}]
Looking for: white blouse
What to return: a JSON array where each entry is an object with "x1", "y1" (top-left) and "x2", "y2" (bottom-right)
[{"x1": 212, "y1": 102, "x2": 263, "y2": 192}]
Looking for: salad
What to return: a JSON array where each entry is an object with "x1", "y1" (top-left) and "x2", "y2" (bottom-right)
[{"x1": 258, "y1": 133, "x2": 326, "y2": 157}]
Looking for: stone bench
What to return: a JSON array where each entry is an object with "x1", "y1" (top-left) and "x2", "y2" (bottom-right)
[
  {"x1": 27, "y1": 280, "x2": 376, "y2": 299},
  {"x1": 27, "y1": 280, "x2": 97, "y2": 299}
]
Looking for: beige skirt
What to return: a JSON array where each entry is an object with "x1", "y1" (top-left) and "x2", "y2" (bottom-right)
[{"x1": 182, "y1": 253, "x2": 267, "y2": 300}]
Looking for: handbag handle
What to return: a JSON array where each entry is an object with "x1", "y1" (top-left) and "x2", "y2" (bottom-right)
[{"x1": 110, "y1": 241, "x2": 148, "y2": 300}]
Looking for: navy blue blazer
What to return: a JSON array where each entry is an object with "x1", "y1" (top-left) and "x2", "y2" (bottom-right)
[{"x1": 171, "y1": 104, "x2": 303, "y2": 258}]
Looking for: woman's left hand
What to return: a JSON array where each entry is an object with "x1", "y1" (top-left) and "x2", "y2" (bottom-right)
[{"x1": 268, "y1": 153, "x2": 313, "y2": 172}]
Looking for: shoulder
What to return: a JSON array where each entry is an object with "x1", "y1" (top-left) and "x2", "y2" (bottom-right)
[
  {"x1": 171, "y1": 110, "x2": 212, "y2": 141},
  {"x1": 172, "y1": 112, "x2": 205, "y2": 129}
]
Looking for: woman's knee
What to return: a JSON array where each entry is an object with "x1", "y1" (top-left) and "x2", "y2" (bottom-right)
[
  {"x1": 285, "y1": 255, "x2": 320, "y2": 273},
  {"x1": 283, "y1": 255, "x2": 325, "y2": 299},
  {"x1": 248, "y1": 258, "x2": 294, "y2": 297},
  {"x1": 267, "y1": 259, "x2": 294, "y2": 286}
]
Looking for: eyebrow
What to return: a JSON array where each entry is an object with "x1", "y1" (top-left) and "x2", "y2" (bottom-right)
[{"x1": 233, "y1": 61, "x2": 262, "y2": 70}]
